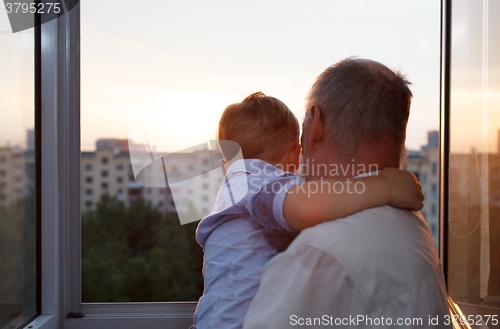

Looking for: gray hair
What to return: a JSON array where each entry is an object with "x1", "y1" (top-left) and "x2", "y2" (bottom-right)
[{"x1": 307, "y1": 58, "x2": 412, "y2": 156}]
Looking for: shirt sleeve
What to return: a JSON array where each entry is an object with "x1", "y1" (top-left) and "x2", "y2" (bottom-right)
[
  {"x1": 242, "y1": 244, "x2": 366, "y2": 329},
  {"x1": 246, "y1": 174, "x2": 303, "y2": 231}
]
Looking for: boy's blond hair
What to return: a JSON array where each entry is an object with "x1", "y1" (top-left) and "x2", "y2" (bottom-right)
[{"x1": 217, "y1": 92, "x2": 299, "y2": 164}]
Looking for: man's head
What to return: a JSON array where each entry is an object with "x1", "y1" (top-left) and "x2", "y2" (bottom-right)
[
  {"x1": 301, "y1": 58, "x2": 412, "y2": 180},
  {"x1": 218, "y1": 92, "x2": 300, "y2": 169}
]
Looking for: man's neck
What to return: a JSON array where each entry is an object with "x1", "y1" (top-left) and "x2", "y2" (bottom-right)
[{"x1": 303, "y1": 151, "x2": 400, "y2": 181}]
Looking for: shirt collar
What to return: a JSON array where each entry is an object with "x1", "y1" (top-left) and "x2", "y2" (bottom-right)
[{"x1": 353, "y1": 170, "x2": 380, "y2": 179}]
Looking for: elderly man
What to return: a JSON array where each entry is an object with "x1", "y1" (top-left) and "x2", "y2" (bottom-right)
[{"x1": 242, "y1": 58, "x2": 449, "y2": 328}]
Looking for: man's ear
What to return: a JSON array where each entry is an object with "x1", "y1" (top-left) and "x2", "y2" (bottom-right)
[{"x1": 307, "y1": 104, "x2": 323, "y2": 151}]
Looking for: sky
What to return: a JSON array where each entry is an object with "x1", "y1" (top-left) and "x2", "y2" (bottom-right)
[
  {"x1": 0, "y1": 12, "x2": 33, "y2": 149},
  {"x1": 7, "y1": 0, "x2": 497, "y2": 154},
  {"x1": 79, "y1": 0, "x2": 442, "y2": 152}
]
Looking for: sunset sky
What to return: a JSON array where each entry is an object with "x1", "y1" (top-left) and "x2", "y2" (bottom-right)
[
  {"x1": 80, "y1": 0, "x2": 442, "y2": 152},
  {"x1": 1, "y1": 0, "x2": 499, "y2": 154}
]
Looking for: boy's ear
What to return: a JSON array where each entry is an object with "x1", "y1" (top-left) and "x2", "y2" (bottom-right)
[{"x1": 220, "y1": 159, "x2": 229, "y2": 176}]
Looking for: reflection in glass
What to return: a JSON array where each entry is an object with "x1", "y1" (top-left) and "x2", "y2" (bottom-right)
[
  {"x1": 0, "y1": 19, "x2": 36, "y2": 329},
  {"x1": 448, "y1": 0, "x2": 500, "y2": 308}
]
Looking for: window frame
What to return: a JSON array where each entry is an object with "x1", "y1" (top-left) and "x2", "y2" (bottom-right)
[
  {"x1": 439, "y1": 0, "x2": 500, "y2": 322},
  {"x1": 23, "y1": 3, "x2": 198, "y2": 329},
  {"x1": 23, "y1": 0, "x2": 499, "y2": 328},
  {"x1": 439, "y1": 0, "x2": 451, "y2": 280}
]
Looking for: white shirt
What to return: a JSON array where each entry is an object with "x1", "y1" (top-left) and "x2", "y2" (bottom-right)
[
  {"x1": 194, "y1": 159, "x2": 301, "y2": 329},
  {"x1": 243, "y1": 205, "x2": 451, "y2": 328}
]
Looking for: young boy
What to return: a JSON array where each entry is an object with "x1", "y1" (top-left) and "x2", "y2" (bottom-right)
[{"x1": 193, "y1": 92, "x2": 423, "y2": 329}]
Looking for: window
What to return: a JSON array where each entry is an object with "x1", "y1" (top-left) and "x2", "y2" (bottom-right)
[
  {"x1": 116, "y1": 164, "x2": 124, "y2": 172},
  {"x1": 0, "y1": 11, "x2": 38, "y2": 328},
  {"x1": 85, "y1": 176, "x2": 93, "y2": 184},
  {"x1": 75, "y1": 2, "x2": 443, "y2": 325},
  {"x1": 101, "y1": 182, "x2": 108, "y2": 190},
  {"x1": 85, "y1": 164, "x2": 93, "y2": 171},
  {"x1": 117, "y1": 176, "x2": 123, "y2": 184},
  {"x1": 431, "y1": 223, "x2": 437, "y2": 235},
  {"x1": 444, "y1": 0, "x2": 500, "y2": 313},
  {"x1": 85, "y1": 189, "x2": 93, "y2": 196},
  {"x1": 117, "y1": 188, "x2": 123, "y2": 196},
  {"x1": 101, "y1": 170, "x2": 108, "y2": 178},
  {"x1": 25, "y1": 1, "x2": 500, "y2": 329},
  {"x1": 101, "y1": 157, "x2": 108, "y2": 165}
]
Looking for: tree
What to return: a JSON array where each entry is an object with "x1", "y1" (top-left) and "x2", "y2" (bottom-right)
[{"x1": 81, "y1": 195, "x2": 203, "y2": 302}]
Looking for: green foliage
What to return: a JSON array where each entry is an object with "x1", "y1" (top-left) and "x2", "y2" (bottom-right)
[
  {"x1": 0, "y1": 199, "x2": 26, "y2": 304},
  {"x1": 81, "y1": 195, "x2": 203, "y2": 302}
]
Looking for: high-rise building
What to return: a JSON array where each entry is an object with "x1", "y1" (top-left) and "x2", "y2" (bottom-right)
[
  {"x1": 0, "y1": 147, "x2": 26, "y2": 208},
  {"x1": 405, "y1": 130, "x2": 440, "y2": 250},
  {"x1": 96, "y1": 138, "x2": 129, "y2": 153},
  {"x1": 80, "y1": 140, "x2": 224, "y2": 223}
]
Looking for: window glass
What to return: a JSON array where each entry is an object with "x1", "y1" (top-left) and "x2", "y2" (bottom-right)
[
  {"x1": 448, "y1": 0, "x2": 500, "y2": 308},
  {"x1": 81, "y1": 0, "x2": 441, "y2": 302},
  {"x1": 0, "y1": 10, "x2": 37, "y2": 328}
]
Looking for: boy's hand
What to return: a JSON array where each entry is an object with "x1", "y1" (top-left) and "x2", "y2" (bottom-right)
[{"x1": 379, "y1": 168, "x2": 424, "y2": 211}]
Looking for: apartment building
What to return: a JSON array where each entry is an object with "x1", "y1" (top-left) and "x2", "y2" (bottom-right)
[
  {"x1": 0, "y1": 147, "x2": 27, "y2": 209},
  {"x1": 80, "y1": 148, "x2": 132, "y2": 211},
  {"x1": 80, "y1": 140, "x2": 224, "y2": 222},
  {"x1": 406, "y1": 131, "x2": 440, "y2": 249}
]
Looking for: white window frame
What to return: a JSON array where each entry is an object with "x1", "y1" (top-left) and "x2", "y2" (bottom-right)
[
  {"x1": 26, "y1": 1, "x2": 499, "y2": 328},
  {"x1": 24, "y1": 3, "x2": 197, "y2": 329}
]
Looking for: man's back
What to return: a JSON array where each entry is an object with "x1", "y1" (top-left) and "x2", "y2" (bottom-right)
[{"x1": 243, "y1": 205, "x2": 450, "y2": 328}]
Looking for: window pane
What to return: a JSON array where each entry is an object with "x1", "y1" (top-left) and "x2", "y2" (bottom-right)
[
  {"x1": 81, "y1": 0, "x2": 440, "y2": 302},
  {"x1": 0, "y1": 13, "x2": 37, "y2": 328},
  {"x1": 448, "y1": 0, "x2": 500, "y2": 308}
]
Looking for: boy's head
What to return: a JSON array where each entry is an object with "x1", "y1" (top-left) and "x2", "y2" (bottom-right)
[{"x1": 218, "y1": 92, "x2": 300, "y2": 168}]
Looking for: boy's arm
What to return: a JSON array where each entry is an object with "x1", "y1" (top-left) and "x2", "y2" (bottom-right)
[{"x1": 284, "y1": 168, "x2": 423, "y2": 230}]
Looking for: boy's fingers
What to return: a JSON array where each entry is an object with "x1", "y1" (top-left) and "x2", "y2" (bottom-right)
[{"x1": 412, "y1": 201, "x2": 424, "y2": 211}]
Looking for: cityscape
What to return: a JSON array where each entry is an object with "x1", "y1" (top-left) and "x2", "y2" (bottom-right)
[
  {"x1": 2, "y1": 129, "x2": 500, "y2": 306},
  {"x1": 1, "y1": 129, "x2": 442, "y2": 246}
]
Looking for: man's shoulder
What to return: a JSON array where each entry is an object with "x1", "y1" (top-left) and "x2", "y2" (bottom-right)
[
  {"x1": 287, "y1": 205, "x2": 440, "y2": 283},
  {"x1": 290, "y1": 205, "x2": 427, "y2": 249},
  {"x1": 281, "y1": 205, "x2": 443, "y2": 311}
]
